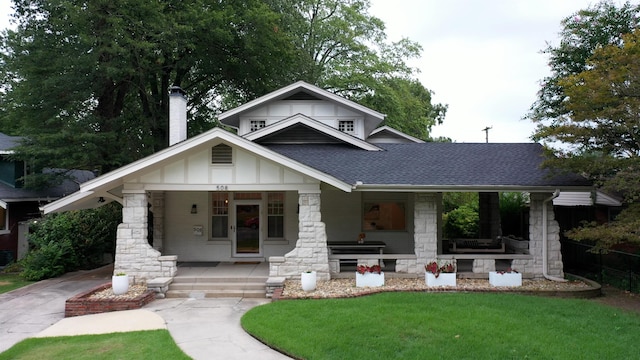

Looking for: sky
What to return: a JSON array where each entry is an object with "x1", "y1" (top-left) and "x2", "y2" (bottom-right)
[{"x1": 0, "y1": 1, "x2": 619, "y2": 143}]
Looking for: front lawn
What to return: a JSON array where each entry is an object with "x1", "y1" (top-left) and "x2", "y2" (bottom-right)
[
  {"x1": 0, "y1": 330, "x2": 190, "y2": 360},
  {"x1": 242, "y1": 292, "x2": 640, "y2": 360},
  {"x1": 0, "y1": 273, "x2": 33, "y2": 295}
]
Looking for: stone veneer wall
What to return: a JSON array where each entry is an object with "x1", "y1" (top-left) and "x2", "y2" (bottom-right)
[
  {"x1": 269, "y1": 191, "x2": 331, "y2": 280},
  {"x1": 404, "y1": 193, "x2": 440, "y2": 274},
  {"x1": 151, "y1": 191, "x2": 164, "y2": 252},
  {"x1": 114, "y1": 191, "x2": 177, "y2": 282},
  {"x1": 512, "y1": 192, "x2": 563, "y2": 278}
]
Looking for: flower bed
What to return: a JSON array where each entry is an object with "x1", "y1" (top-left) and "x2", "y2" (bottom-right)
[{"x1": 65, "y1": 282, "x2": 155, "y2": 317}]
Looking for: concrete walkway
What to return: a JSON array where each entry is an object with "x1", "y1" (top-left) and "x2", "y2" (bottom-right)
[{"x1": 0, "y1": 265, "x2": 290, "y2": 359}]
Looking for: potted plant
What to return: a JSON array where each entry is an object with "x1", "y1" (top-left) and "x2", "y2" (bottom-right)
[
  {"x1": 489, "y1": 268, "x2": 522, "y2": 287},
  {"x1": 357, "y1": 232, "x2": 366, "y2": 244},
  {"x1": 112, "y1": 272, "x2": 129, "y2": 295},
  {"x1": 301, "y1": 270, "x2": 317, "y2": 291},
  {"x1": 425, "y1": 261, "x2": 456, "y2": 287},
  {"x1": 355, "y1": 264, "x2": 384, "y2": 287}
]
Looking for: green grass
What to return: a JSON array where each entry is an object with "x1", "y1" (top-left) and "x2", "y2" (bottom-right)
[
  {"x1": 0, "y1": 273, "x2": 33, "y2": 294},
  {"x1": 242, "y1": 292, "x2": 640, "y2": 360},
  {"x1": 0, "y1": 330, "x2": 191, "y2": 360}
]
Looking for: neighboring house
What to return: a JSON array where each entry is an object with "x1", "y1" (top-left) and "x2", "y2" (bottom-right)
[
  {"x1": 42, "y1": 81, "x2": 592, "y2": 282},
  {"x1": 0, "y1": 133, "x2": 94, "y2": 265}
]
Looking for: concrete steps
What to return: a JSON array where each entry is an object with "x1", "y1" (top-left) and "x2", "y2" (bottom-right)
[{"x1": 165, "y1": 276, "x2": 268, "y2": 298}]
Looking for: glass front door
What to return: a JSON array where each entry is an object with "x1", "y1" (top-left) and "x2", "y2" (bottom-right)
[{"x1": 234, "y1": 203, "x2": 261, "y2": 256}]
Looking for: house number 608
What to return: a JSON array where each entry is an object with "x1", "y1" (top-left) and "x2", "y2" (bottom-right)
[{"x1": 216, "y1": 185, "x2": 228, "y2": 191}]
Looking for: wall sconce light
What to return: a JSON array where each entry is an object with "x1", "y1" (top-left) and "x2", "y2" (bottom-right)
[{"x1": 191, "y1": 204, "x2": 198, "y2": 214}]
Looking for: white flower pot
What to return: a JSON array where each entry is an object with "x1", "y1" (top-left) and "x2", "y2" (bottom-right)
[
  {"x1": 489, "y1": 272, "x2": 522, "y2": 287},
  {"x1": 112, "y1": 275, "x2": 129, "y2": 295},
  {"x1": 301, "y1": 271, "x2": 317, "y2": 291},
  {"x1": 356, "y1": 272, "x2": 385, "y2": 287},
  {"x1": 426, "y1": 272, "x2": 456, "y2": 287}
]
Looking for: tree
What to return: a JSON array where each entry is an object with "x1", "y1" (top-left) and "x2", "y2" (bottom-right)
[
  {"x1": 0, "y1": 0, "x2": 446, "y2": 188},
  {"x1": 528, "y1": 1, "x2": 640, "y2": 249},
  {"x1": 266, "y1": 0, "x2": 447, "y2": 140},
  {"x1": 1, "y1": 0, "x2": 298, "y2": 180}
]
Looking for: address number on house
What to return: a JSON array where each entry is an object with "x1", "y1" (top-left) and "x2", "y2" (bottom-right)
[{"x1": 215, "y1": 185, "x2": 228, "y2": 191}]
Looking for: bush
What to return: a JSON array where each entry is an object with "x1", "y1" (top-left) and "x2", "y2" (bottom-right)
[
  {"x1": 443, "y1": 205, "x2": 479, "y2": 238},
  {"x1": 20, "y1": 203, "x2": 121, "y2": 281}
]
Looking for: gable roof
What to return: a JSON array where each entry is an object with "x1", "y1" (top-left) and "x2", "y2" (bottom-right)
[
  {"x1": 266, "y1": 143, "x2": 592, "y2": 191},
  {"x1": 244, "y1": 113, "x2": 382, "y2": 151},
  {"x1": 42, "y1": 127, "x2": 353, "y2": 213},
  {"x1": 367, "y1": 126, "x2": 425, "y2": 144},
  {"x1": 218, "y1": 81, "x2": 386, "y2": 136}
]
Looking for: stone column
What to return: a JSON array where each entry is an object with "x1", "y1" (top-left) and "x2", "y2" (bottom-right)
[
  {"x1": 411, "y1": 193, "x2": 439, "y2": 274},
  {"x1": 114, "y1": 190, "x2": 176, "y2": 282},
  {"x1": 150, "y1": 192, "x2": 164, "y2": 252},
  {"x1": 513, "y1": 193, "x2": 563, "y2": 278},
  {"x1": 269, "y1": 190, "x2": 330, "y2": 280}
]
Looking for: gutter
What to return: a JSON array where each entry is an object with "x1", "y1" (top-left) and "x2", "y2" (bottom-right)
[{"x1": 542, "y1": 189, "x2": 567, "y2": 282}]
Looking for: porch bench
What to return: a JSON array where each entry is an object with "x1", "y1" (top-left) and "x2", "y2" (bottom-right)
[
  {"x1": 450, "y1": 238, "x2": 505, "y2": 253},
  {"x1": 328, "y1": 253, "x2": 417, "y2": 274}
]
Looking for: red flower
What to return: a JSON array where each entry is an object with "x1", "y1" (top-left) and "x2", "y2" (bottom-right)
[
  {"x1": 357, "y1": 264, "x2": 382, "y2": 274},
  {"x1": 425, "y1": 261, "x2": 455, "y2": 278}
]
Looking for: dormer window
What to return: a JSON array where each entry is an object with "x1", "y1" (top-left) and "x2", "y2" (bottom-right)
[
  {"x1": 211, "y1": 144, "x2": 232, "y2": 164},
  {"x1": 250, "y1": 120, "x2": 266, "y2": 132},
  {"x1": 339, "y1": 120, "x2": 355, "y2": 134}
]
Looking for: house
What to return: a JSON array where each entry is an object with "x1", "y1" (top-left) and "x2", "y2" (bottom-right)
[
  {"x1": 42, "y1": 81, "x2": 592, "y2": 284},
  {"x1": 0, "y1": 133, "x2": 94, "y2": 266}
]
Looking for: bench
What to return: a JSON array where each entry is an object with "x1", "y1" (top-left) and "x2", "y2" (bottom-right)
[{"x1": 450, "y1": 238, "x2": 505, "y2": 253}]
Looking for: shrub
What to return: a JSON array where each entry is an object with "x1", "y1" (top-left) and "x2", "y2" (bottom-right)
[
  {"x1": 443, "y1": 205, "x2": 479, "y2": 238},
  {"x1": 20, "y1": 203, "x2": 121, "y2": 281}
]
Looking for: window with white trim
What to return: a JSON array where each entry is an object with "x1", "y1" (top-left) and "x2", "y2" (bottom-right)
[
  {"x1": 211, "y1": 192, "x2": 229, "y2": 238},
  {"x1": 338, "y1": 120, "x2": 355, "y2": 134},
  {"x1": 267, "y1": 192, "x2": 284, "y2": 238},
  {"x1": 250, "y1": 120, "x2": 266, "y2": 132},
  {"x1": 0, "y1": 203, "x2": 8, "y2": 233}
]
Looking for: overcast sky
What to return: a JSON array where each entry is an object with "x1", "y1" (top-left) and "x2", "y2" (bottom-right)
[{"x1": 0, "y1": 1, "x2": 621, "y2": 142}]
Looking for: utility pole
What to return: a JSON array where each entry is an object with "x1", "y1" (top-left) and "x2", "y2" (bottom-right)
[{"x1": 481, "y1": 126, "x2": 492, "y2": 143}]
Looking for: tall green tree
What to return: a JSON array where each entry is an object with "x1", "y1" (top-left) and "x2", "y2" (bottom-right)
[
  {"x1": 529, "y1": 1, "x2": 640, "y2": 250},
  {"x1": 0, "y1": 0, "x2": 447, "y2": 188},
  {"x1": 267, "y1": 0, "x2": 447, "y2": 140},
  {"x1": 0, "y1": 0, "x2": 297, "y2": 180}
]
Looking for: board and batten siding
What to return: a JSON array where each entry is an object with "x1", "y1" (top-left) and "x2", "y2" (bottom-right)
[
  {"x1": 125, "y1": 144, "x2": 320, "y2": 190},
  {"x1": 238, "y1": 100, "x2": 365, "y2": 139}
]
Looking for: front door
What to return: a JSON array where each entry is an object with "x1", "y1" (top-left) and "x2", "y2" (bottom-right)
[{"x1": 234, "y1": 203, "x2": 261, "y2": 257}]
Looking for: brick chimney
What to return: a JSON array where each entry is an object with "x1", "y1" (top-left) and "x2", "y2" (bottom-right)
[{"x1": 168, "y1": 86, "x2": 187, "y2": 146}]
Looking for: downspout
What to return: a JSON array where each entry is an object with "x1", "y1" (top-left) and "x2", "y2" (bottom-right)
[{"x1": 542, "y1": 190, "x2": 567, "y2": 282}]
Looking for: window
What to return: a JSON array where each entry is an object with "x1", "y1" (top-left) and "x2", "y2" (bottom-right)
[
  {"x1": 267, "y1": 193, "x2": 284, "y2": 238},
  {"x1": 211, "y1": 144, "x2": 232, "y2": 164},
  {"x1": 250, "y1": 120, "x2": 266, "y2": 132},
  {"x1": 211, "y1": 193, "x2": 229, "y2": 238},
  {"x1": 0, "y1": 201, "x2": 8, "y2": 234},
  {"x1": 338, "y1": 120, "x2": 355, "y2": 133},
  {"x1": 363, "y1": 202, "x2": 406, "y2": 231}
]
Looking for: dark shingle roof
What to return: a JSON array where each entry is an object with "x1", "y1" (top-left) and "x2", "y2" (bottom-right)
[
  {"x1": 267, "y1": 143, "x2": 591, "y2": 188},
  {"x1": 0, "y1": 133, "x2": 21, "y2": 152}
]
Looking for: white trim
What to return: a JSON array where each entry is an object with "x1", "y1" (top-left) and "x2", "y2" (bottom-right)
[
  {"x1": 219, "y1": 81, "x2": 385, "y2": 125},
  {"x1": 42, "y1": 128, "x2": 352, "y2": 214},
  {"x1": 243, "y1": 114, "x2": 382, "y2": 151},
  {"x1": 368, "y1": 126, "x2": 425, "y2": 143}
]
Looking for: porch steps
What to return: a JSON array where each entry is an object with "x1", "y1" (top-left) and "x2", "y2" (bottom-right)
[{"x1": 165, "y1": 276, "x2": 268, "y2": 298}]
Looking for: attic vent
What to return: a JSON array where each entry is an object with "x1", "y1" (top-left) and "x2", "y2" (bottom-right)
[
  {"x1": 211, "y1": 144, "x2": 232, "y2": 164},
  {"x1": 283, "y1": 91, "x2": 321, "y2": 100}
]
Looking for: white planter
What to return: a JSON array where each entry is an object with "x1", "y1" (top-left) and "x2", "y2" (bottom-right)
[
  {"x1": 112, "y1": 275, "x2": 129, "y2": 295},
  {"x1": 356, "y1": 272, "x2": 385, "y2": 287},
  {"x1": 489, "y1": 271, "x2": 522, "y2": 287},
  {"x1": 425, "y1": 272, "x2": 456, "y2": 287},
  {"x1": 301, "y1": 271, "x2": 317, "y2": 291}
]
